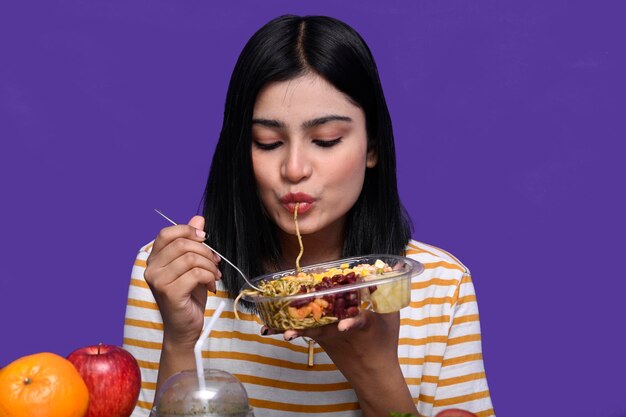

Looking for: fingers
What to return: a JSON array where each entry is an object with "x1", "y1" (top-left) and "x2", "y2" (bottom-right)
[
  {"x1": 151, "y1": 237, "x2": 219, "y2": 269},
  {"x1": 282, "y1": 329, "x2": 301, "y2": 341},
  {"x1": 149, "y1": 251, "x2": 221, "y2": 289},
  {"x1": 151, "y1": 215, "x2": 207, "y2": 254},
  {"x1": 336, "y1": 316, "x2": 366, "y2": 332},
  {"x1": 260, "y1": 326, "x2": 282, "y2": 336},
  {"x1": 187, "y1": 215, "x2": 205, "y2": 231},
  {"x1": 167, "y1": 265, "x2": 218, "y2": 297}
]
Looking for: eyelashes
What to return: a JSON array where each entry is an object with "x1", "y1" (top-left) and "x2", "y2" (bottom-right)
[
  {"x1": 253, "y1": 137, "x2": 343, "y2": 151},
  {"x1": 313, "y1": 137, "x2": 343, "y2": 148},
  {"x1": 253, "y1": 141, "x2": 282, "y2": 151}
]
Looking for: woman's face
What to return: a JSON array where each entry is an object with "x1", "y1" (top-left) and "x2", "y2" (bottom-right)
[{"x1": 251, "y1": 74, "x2": 377, "y2": 238}]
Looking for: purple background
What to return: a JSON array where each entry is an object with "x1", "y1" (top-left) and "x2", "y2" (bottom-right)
[{"x1": 1, "y1": 1, "x2": 624, "y2": 416}]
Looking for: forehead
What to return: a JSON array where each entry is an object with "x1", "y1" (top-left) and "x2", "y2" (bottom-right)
[{"x1": 253, "y1": 74, "x2": 363, "y2": 124}]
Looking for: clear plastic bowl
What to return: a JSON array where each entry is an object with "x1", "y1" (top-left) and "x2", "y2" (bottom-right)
[
  {"x1": 151, "y1": 369, "x2": 253, "y2": 417},
  {"x1": 241, "y1": 254, "x2": 424, "y2": 330}
]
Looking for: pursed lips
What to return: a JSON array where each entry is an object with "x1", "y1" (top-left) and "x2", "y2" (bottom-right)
[{"x1": 280, "y1": 192, "x2": 316, "y2": 213}]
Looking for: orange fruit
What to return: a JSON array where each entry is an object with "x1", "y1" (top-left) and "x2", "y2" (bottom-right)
[{"x1": 0, "y1": 352, "x2": 89, "y2": 417}]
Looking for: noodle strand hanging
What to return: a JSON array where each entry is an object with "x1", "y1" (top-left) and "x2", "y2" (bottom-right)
[{"x1": 294, "y1": 202, "x2": 304, "y2": 272}]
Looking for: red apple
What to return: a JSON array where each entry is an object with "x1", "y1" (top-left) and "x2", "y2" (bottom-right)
[{"x1": 67, "y1": 343, "x2": 141, "y2": 417}]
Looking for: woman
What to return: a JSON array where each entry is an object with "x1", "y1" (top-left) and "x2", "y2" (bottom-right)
[{"x1": 124, "y1": 15, "x2": 494, "y2": 417}]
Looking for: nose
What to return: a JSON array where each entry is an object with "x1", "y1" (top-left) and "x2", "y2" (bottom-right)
[{"x1": 281, "y1": 143, "x2": 312, "y2": 183}]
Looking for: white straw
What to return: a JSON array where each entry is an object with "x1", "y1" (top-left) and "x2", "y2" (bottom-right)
[{"x1": 194, "y1": 300, "x2": 226, "y2": 391}]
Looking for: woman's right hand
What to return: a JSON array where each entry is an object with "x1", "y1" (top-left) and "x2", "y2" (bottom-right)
[{"x1": 144, "y1": 215, "x2": 221, "y2": 349}]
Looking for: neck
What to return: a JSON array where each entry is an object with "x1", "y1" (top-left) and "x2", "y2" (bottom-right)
[{"x1": 278, "y1": 219, "x2": 345, "y2": 271}]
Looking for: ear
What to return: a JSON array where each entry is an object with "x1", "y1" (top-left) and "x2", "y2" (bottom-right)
[{"x1": 366, "y1": 146, "x2": 378, "y2": 168}]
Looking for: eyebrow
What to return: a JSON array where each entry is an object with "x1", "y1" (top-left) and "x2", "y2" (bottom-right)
[{"x1": 251, "y1": 115, "x2": 353, "y2": 130}]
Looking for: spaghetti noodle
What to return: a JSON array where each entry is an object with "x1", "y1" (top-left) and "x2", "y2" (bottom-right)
[{"x1": 294, "y1": 202, "x2": 304, "y2": 272}]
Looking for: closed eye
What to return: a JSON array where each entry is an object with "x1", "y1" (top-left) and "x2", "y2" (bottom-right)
[
  {"x1": 313, "y1": 137, "x2": 343, "y2": 148},
  {"x1": 253, "y1": 141, "x2": 282, "y2": 151}
]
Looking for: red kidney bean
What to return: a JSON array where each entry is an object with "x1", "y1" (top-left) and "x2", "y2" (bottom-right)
[{"x1": 334, "y1": 298, "x2": 346, "y2": 314}]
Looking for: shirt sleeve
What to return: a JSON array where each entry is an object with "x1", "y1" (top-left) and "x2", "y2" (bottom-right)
[
  {"x1": 123, "y1": 246, "x2": 163, "y2": 417},
  {"x1": 431, "y1": 274, "x2": 495, "y2": 417}
]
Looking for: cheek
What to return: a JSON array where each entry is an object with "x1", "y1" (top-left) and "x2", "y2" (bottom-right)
[
  {"x1": 325, "y1": 153, "x2": 366, "y2": 195},
  {"x1": 252, "y1": 154, "x2": 271, "y2": 189}
]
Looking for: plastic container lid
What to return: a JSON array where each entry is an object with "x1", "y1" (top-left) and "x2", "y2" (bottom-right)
[{"x1": 152, "y1": 369, "x2": 253, "y2": 417}]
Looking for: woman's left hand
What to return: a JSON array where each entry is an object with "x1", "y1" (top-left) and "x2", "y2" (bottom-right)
[
  {"x1": 261, "y1": 311, "x2": 418, "y2": 417},
  {"x1": 283, "y1": 310, "x2": 400, "y2": 380}
]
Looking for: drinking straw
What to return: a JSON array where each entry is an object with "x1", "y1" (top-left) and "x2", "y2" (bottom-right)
[{"x1": 194, "y1": 300, "x2": 226, "y2": 391}]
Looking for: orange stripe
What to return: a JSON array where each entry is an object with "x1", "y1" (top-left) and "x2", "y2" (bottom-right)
[
  {"x1": 134, "y1": 259, "x2": 147, "y2": 267},
  {"x1": 401, "y1": 315, "x2": 449, "y2": 327},
  {"x1": 124, "y1": 338, "x2": 162, "y2": 350},
  {"x1": 211, "y1": 330, "x2": 324, "y2": 353},
  {"x1": 412, "y1": 278, "x2": 458, "y2": 290},
  {"x1": 419, "y1": 393, "x2": 435, "y2": 404},
  {"x1": 433, "y1": 389, "x2": 491, "y2": 407},
  {"x1": 452, "y1": 314, "x2": 480, "y2": 326},
  {"x1": 442, "y1": 353, "x2": 482, "y2": 367},
  {"x1": 401, "y1": 355, "x2": 443, "y2": 366},
  {"x1": 234, "y1": 374, "x2": 351, "y2": 392},
  {"x1": 398, "y1": 335, "x2": 448, "y2": 346},
  {"x1": 419, "y1": 375, "x2": 439, "y2": 384},
  {"x1": 448, "y1": 333, "x2": 481, "y2": 346},
  {"x1": 460, "y1": 274, "x2": 472, "y2": 285},
  {"x1": 405, "y1": 377, "x2": 421, "y2": 385},
  {"x1": 137, "y1": 400, "x2": 152, "y2": 410},
  {"x1": 438, "y1": 372, "x2": 486, "y2": 388},
  {"x1": 125, "y1": 322, "x2": 458, "y2": 351},
  {"x1": 208, "y1": 351, "x2": 338, "y2": 371},
  {"x1": 135, "y1": 355, "x2": 447, "y2": 373},
  {"x1": 124, "y1": 329, "x2": 325, "y2": 354},
  {"x1": 126, "y1": 298, "x2": 260, "y2": 322},
  {"x1": 457, "y1": 295, "x2": 477, "y2": 305},
  {"x1": 249, "y1": 398, "x2": 359, "y2": 413},
  {"x1": 125, "y1": 318, "x2": 163, "y2": 330},
  {"x1": 475, "y1": 408, "x2": 496, "y2": 417},
  {"x1": 450, "y1": 276, "x2": 462, "y2": 310},
  {"x1": 407, "y1": 242, "x2": 441, "y2": 258},
  {"x1": 141, "y1": 381, "x2": 157, "y2": 390},
  {"x1": 136, "y1": 359, "x2": 159, "y2": 370},
  {"x1": 410, "y1": 296, "x2": 455, "y2": 309},
  {"x1": 423, "y1": 261, "x2": 465, "y2": 272},
  {"x1": 130, "y1": 278, "x2": 149, "y2": 289},
  {"x1": 127, "y1": 298, "x2": 159, "y2": 310},
  {"x1": 130, "y1": 278, "x2": 231, "y2": 299},
  {"x1": 451, "y1": 276, "x2": 475, "y2": 308}
]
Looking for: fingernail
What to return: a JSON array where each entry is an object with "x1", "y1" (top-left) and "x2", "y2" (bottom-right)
[
  {"x1": 215, "y1": 254, "x2": 221, "y2": 263},
  {"x1": 217, "y1": 270, "x2": 222, "y2": 279},
  {"x1": 196, "y1": 229, "x2": 206, "y2": 239}
]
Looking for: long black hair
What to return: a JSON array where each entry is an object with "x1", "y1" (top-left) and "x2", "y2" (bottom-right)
[{"x1": 202, "y1": 15, "x2": 412, "y2": 299}]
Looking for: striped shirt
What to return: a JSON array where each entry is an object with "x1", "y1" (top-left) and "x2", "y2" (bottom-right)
[{"x1": 124, "y1": 240, "x2": 494, "y2": 417}]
